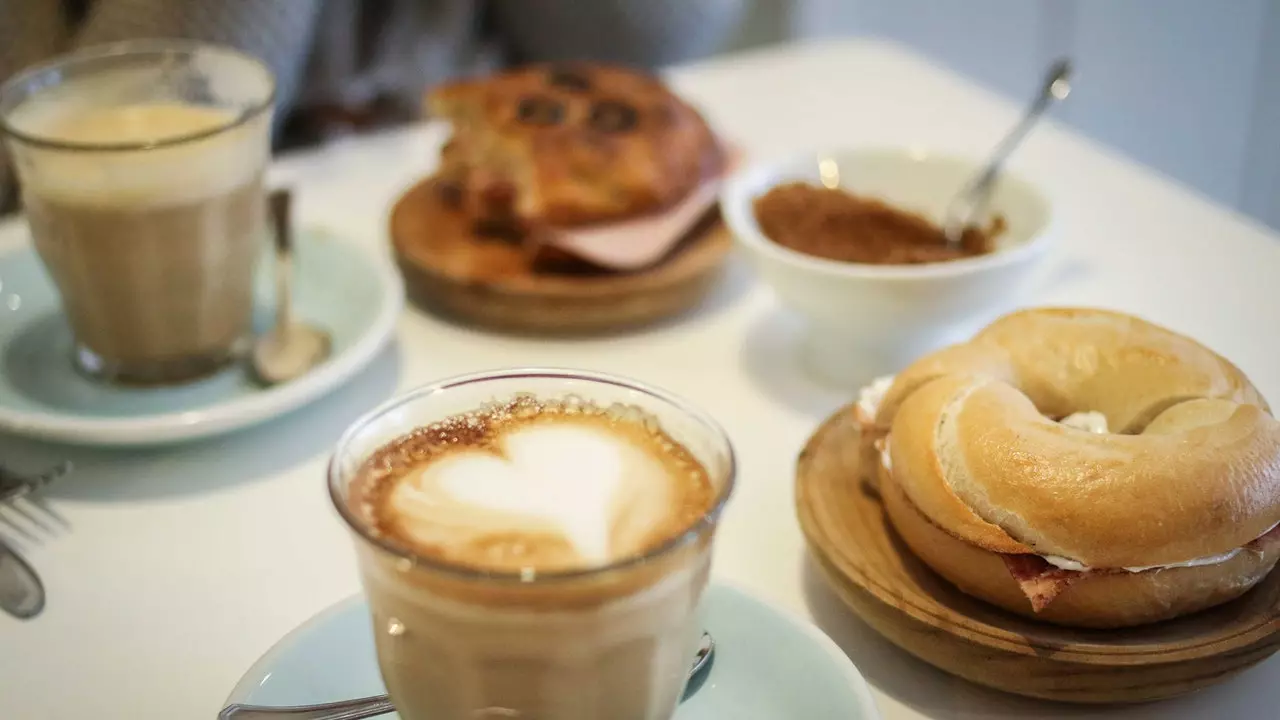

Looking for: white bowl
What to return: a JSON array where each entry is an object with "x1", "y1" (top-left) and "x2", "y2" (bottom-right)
[{"x1": 721, "y1": 146, "x2": 1053, "y2": 386}]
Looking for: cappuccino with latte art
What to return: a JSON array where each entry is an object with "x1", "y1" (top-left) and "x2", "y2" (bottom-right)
[{"x1": 330, "y1": 370, "x2": 734, "y2": 720}]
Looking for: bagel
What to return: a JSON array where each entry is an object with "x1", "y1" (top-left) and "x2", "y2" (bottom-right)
[{"x1": 858, "y1": 307, "x2": 1280, "y2": 628}]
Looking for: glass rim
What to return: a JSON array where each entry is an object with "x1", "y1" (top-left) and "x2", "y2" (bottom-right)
[
  {"x1": 327, "y1": 367, "x2": 738, "y2": 584},
  {"x1": 0, "y1": 38, "x2": 277, "y2": 153}
]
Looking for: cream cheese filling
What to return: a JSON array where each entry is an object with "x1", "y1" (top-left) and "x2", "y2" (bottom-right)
[
  {"x1": 1039, "y1": 548, "x2": 1254, "y2": 574},
  {"x1": 856, "y1": 375, "x2": 896, "y2": 422},
  {"x1": 862, "y1": 375, "x2": 1272, "y2": 576},
  {"x1": 1058, "y1": 410, "x2": 1108, "y2": 434}
]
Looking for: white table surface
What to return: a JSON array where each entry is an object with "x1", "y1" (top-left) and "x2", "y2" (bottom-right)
[{"x1": 3, "y1": 38, "x2": 1280, "y2": 720}]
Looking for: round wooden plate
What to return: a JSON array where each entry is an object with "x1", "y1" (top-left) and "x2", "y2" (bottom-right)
[
  {"x1": 389, "y1": 178, "x2": 732, "y2": 335},
  {"x1": 795, "y1": 403, "x2": 1280, "y2": 704}
]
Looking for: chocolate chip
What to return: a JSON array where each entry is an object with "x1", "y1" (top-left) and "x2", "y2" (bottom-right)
[
  {"x1": 516, "y1": 95, "x2": 564, "y2": 125},
  {"x1": 546, "y1": 65, "x2": 592, "y2": 92},
  {"x1": 436, "y1": 181, "x2": 463, "y2": 208},
  {"x1": 472, "y1": 217, "x2": 523, "y2": 242},
  {"x1": 588, "y1": 99, "x2": 639, "y2": 133}
]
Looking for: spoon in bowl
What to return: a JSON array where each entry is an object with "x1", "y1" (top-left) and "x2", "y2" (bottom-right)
[
  {"x1": 218, "y1": 631, "x2": 716, "y2": 719},
  {"x1": 942, "y1": 57, "x2": 1073, "y2": 245},
  {"x1": 251, "y1": 189, "x2": 332, "y2": 386}
]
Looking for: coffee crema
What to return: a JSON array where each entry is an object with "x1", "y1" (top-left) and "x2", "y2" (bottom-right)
[{"x1": 350, "y1": 395, "x2": 716, "y2": 573}]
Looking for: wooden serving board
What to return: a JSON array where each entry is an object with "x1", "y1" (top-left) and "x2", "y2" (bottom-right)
[
  {"x1": 795, "y1": 403, "x2": 1280, "y2": 704},
  {"x1": 389, "y1": 178, "x2": 732, "y2": 335}
]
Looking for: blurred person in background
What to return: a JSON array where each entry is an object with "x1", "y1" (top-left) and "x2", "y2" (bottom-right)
[{"x1": 0, "y1": 0, "x2": 748, "y2": 214}]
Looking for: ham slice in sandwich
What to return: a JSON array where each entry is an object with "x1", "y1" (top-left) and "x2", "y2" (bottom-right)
[
  {"x1": 536, "y1": 177, "x2": 723, "y2": 271},
  {"x1": 531, "y1": 148, "x2": 742, "y2": 272}
]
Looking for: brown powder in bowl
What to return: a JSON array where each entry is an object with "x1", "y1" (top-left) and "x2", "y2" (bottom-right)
[{"x1": 752, "y1": 182, "x2": 1005, "y2": 265}]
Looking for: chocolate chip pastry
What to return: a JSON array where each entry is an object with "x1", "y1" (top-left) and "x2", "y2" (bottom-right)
[{"x1": 427, "y1": 62, "x2": 724, "y2": 237}]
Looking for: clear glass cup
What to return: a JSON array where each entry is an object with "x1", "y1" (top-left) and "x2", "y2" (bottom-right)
[
  {"x1": 0, "y1": 40, "x2": 275, "y2": 385},
  {"x1": 328, "y1": 368, "x2": 736, "y2": 720}
]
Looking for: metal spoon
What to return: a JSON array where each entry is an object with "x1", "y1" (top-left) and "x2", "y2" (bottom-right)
[
  {"x1": 942, "y1": 58, "x2": 1073, "y2": 245},
  {"x1": 250, "y1": 189, "x2": 332, "y2": 386},
  {"x1": 218, "y1": 631, "x2": 716, "y2": 719}
]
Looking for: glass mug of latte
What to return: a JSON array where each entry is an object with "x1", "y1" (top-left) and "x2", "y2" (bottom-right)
[
  {"x1": 0, "y1": 40, "x2": 274, "y2": 385},
  {"x1": 329, "y1": 368, "x2": 736, "y2": 720}
]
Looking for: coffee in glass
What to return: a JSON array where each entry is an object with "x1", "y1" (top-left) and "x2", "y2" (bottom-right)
[
  {"x1": 0, "y1": 40, "x2": 275, "y2": 385},
  {"x1": 329, "y1": 368, "x2": 736, "y2": 720}
]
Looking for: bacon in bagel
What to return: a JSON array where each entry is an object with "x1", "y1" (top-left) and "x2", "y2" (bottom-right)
[
  {"x1": 865, "y1": 307, "x2": 1280, "y2": 627},
  {"x1": 996, "y1": 521, "x2": 1280, "y2": 613},
  {"x1": 1000, "y1": 555, "x2": 1086, "y2": 611}
]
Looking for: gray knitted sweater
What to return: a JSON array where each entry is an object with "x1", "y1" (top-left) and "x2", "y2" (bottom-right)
[{"x1": 0, "y1": 0, "x2": 749, "y2": 211}]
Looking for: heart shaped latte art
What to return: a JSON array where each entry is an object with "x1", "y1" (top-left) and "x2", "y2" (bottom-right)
[
  {"x1": 386, "y1": 422, "x2": 677, "y2": 566},
  {"x1": 433, "y1": 424, "x2": 624, "y2": 561}
]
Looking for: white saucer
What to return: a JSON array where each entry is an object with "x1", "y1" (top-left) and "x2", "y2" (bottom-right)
[
  {"x1": 225, "y1": 582, "x2": 881, "y2": 719},
  {"x1": 0, "y1": 228, "x2": 402, "y2": 446}
]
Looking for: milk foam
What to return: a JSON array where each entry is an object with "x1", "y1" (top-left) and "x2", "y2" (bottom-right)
[
  {"x1": 385, "y1": 421, "x2": 683, "y2": 566},
  {"x1": 9, "y1": 99, "x2": 268, "y2": 208}
]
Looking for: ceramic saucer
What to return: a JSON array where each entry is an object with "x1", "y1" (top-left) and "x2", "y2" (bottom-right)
[
  {"x1": 225, "y1": 581, "x2": 881, "y2": 719},
  {"x1": 0, "y1": 228, "x2": 402, "y2": 446}
]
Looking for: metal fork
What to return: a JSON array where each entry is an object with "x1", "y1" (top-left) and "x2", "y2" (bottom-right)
[
  {"x1": 0, "y1": 461, "x2": 72, "y2": 544},
  {"x1": 0, "y1": 461, "x2": 71, "y2": 620}
]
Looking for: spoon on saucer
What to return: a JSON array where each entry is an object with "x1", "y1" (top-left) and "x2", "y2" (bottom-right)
[
  {"x1": 942, "y1": 57, "x2": 1072, "y2": 245},
  {"x1": 219, "y1": 631, "x2": 716, "y2": 719},
  {"x1": 251, "y1": 188, "x2": 332, "y2": 386}
]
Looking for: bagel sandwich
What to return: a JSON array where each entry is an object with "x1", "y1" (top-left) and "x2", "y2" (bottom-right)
[{"x1": 855, "y1": 307, "x2": 1280, "y2": 628}]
